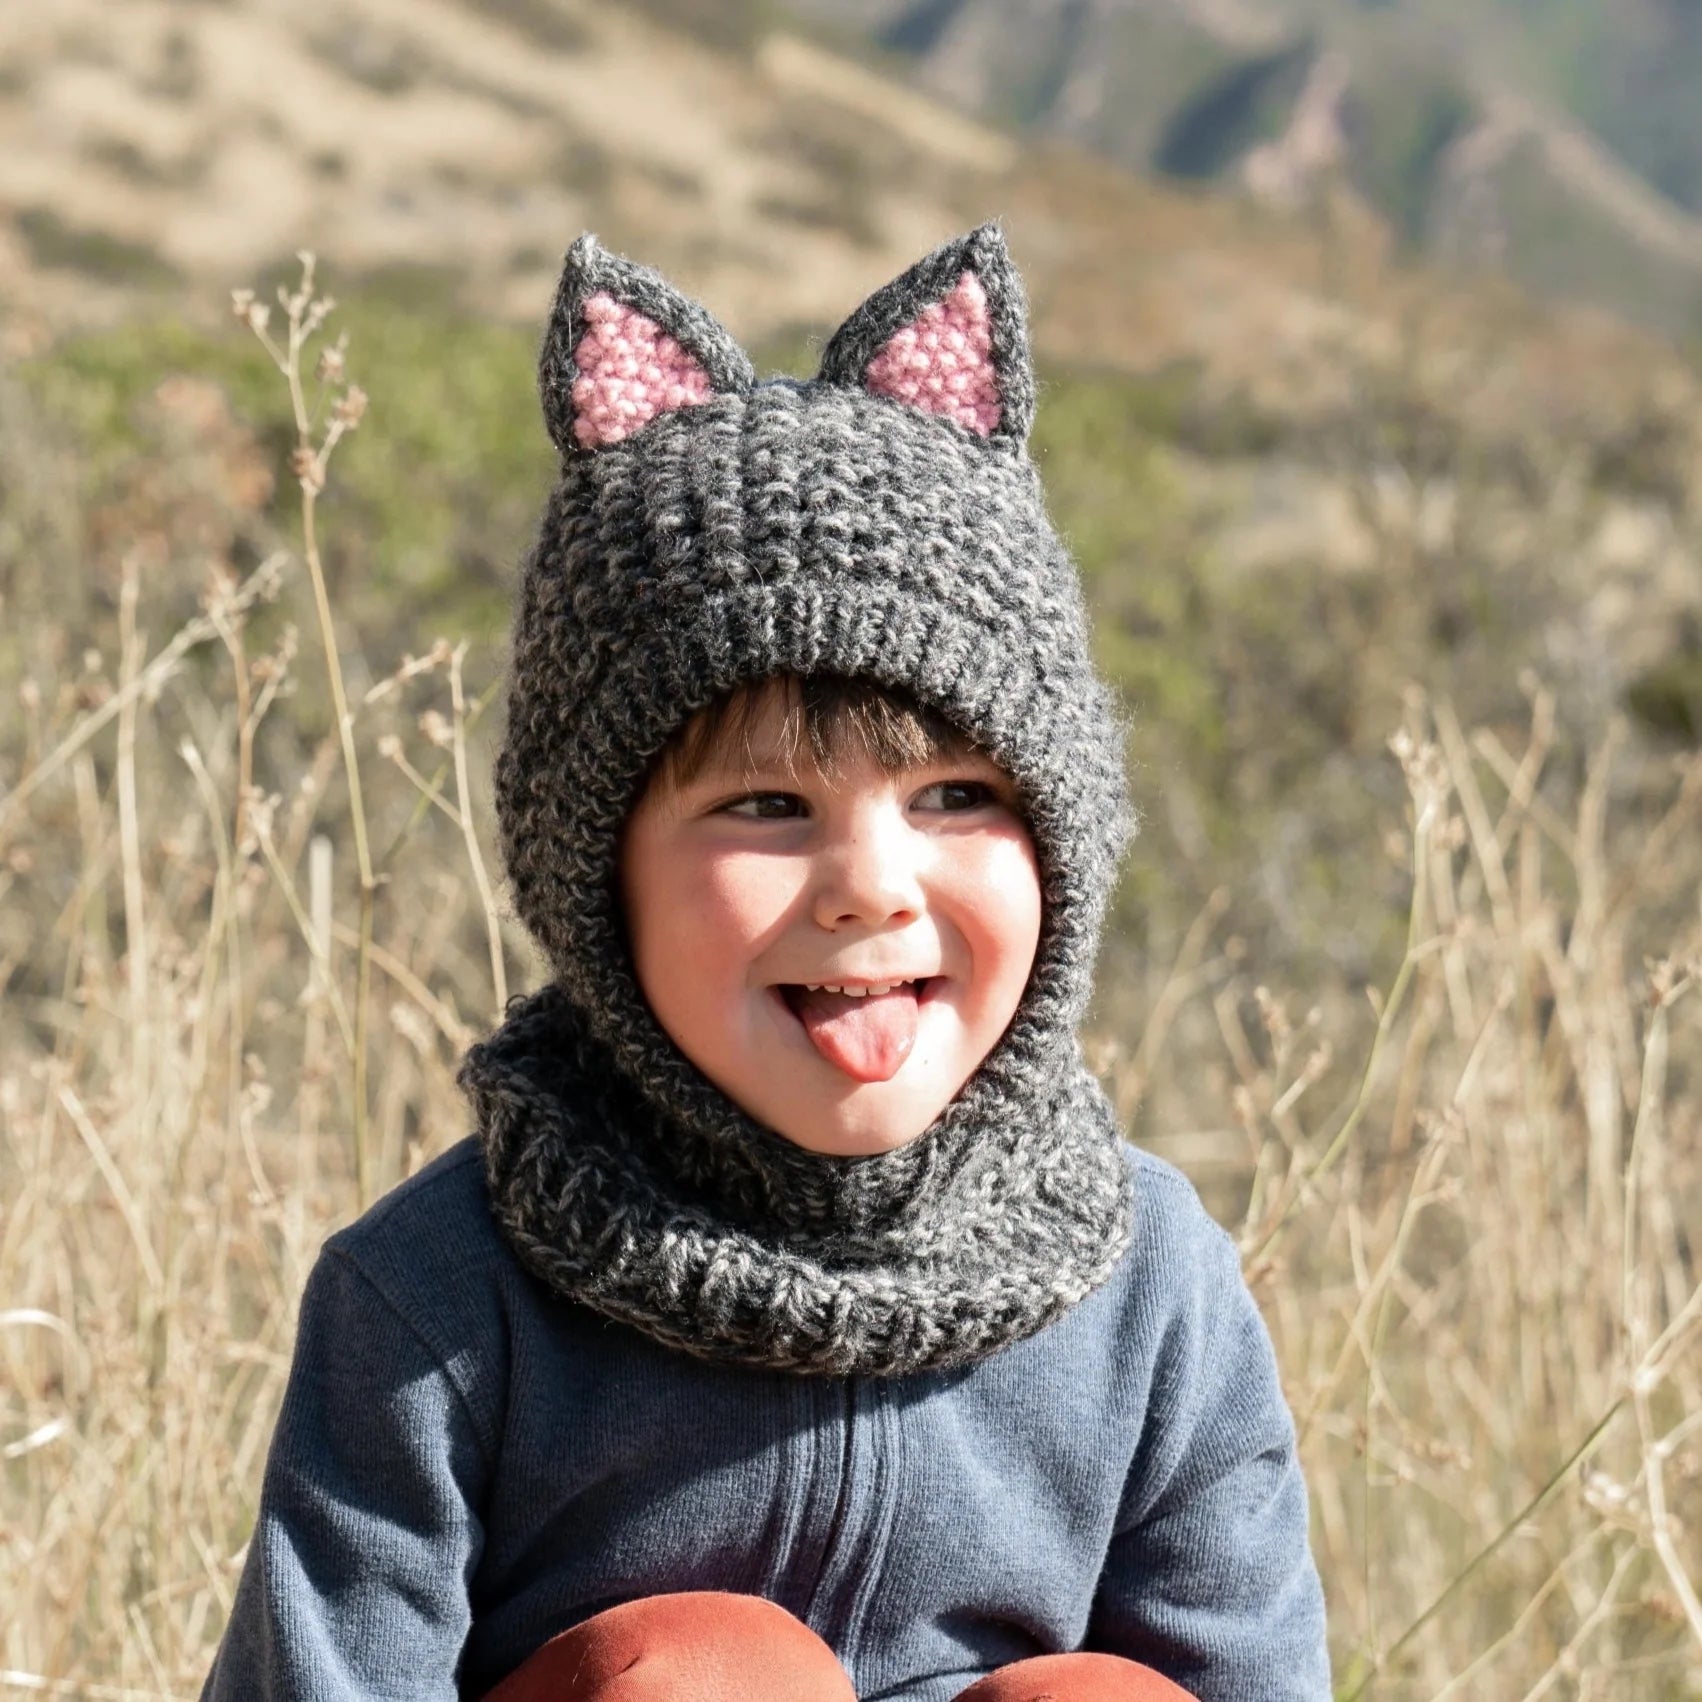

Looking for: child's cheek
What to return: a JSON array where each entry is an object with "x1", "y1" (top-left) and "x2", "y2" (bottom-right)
[
  {"x1": 956, "y1": 826, "x2": 1042, "y2": 950},
  {"x1": 680, "y1": 848, "x2": 811, "y2": 986}
]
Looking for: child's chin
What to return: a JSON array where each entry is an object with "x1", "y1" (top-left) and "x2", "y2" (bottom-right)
[{"x1": 771, "y1": 1101, "x2": 942, "y2": 1159}]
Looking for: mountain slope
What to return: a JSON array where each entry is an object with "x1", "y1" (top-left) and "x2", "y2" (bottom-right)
[
  {"x1": 783, "y1": 0, "x2": 1702, "y2": 337},
  {"x1": 1449, "y1": 0, "x2": 1702, "y2": 219},
  {"x1": 0, "y1": 0, "x2": 1015, "y2": 348}
]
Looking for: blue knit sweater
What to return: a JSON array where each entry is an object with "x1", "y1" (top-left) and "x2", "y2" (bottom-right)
[{"x1": 201, "y1": 1137, "x2": 1329, "y2": 1701}]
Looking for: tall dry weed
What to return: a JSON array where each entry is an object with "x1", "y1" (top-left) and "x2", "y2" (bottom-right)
[{"x1": 1, "y1": 261, "x2": 1699, "y2": 1699}]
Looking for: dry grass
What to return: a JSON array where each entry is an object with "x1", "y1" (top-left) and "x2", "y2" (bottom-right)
[
  {"x1": 1097, "y1": 684, "x2": 1702, "y2": 1697},
  {"x1": 2, "y1": 262, "x2": 1701, "y2": 1700}
]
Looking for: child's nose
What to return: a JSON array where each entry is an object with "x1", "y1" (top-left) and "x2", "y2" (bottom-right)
[{"x1": 811, "y1": 809, "x2": 924, "y2": 932}]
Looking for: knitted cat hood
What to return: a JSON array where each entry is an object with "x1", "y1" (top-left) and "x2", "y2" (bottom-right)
[{"x1": 460, "y1": 223, "x2": 1139, "y2": 1377}]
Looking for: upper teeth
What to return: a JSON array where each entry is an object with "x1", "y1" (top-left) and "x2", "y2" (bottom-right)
[{"x1": 804, "y1": 981, "x2": 908, "y2": 996}]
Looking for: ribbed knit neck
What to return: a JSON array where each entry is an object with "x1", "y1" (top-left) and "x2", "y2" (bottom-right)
[{"x1": 462, "y1": 982, "x2": 1133, "y2": 1376}]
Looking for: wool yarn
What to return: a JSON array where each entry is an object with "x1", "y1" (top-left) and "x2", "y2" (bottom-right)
[{"x1": 460, "y1": 224, "x2": 1139, "y2": 1377}]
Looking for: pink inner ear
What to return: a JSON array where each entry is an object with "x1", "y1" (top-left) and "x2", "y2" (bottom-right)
[
  {"x1": 572, "y1": 293, "x2": 715, "y2": 449},
  {"x1": 863, "y1": 270, "x2": 1001, "y2": 437}
]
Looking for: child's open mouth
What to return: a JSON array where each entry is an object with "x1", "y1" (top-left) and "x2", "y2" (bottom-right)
[{"x1": 775, "y1": 979, "x2": 938, "y2": 1083}]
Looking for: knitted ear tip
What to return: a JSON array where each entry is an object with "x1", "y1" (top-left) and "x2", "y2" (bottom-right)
[
  {"x1": 563, "y1": 230, "x2": 602, "y2": 275},
  {"x1": 537, "y1": 236, "x2": 753, "y2": 453},
  {"x1": 814, "y1": 223, "x2": 1035, "y2": 442},
  {"x1": 862, "y1": 265, "x2": 1006, "y2": 439},
  {"x1": 549, "y1": 236, "x2": 600, "y2": 315},
  {"x1": 964, "y1": 219, "x2": 1013, "y2": 269}
]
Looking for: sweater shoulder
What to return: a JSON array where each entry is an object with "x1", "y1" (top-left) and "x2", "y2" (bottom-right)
[
  {"x1": 319, "y1": 1136, "x2": 517, "y2": 1396},
  {"x1": 324, "y1": 1134, "x2": 498, "y2": 1277},
  {"x1": 1121, "y1": 1141, "x2": 1237, "y2": 1258},
  {"x1": 1097, "y1": 1140, "x2": 1245, "y2": 1332}
]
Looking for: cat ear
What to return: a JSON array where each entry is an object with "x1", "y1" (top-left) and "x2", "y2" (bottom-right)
[
  {"x1": 815, "y1": 223, "x2": 1035, "y2": 444},
  {"x1": 539, "y1": 234, "x2": 755, "y2": 454}
]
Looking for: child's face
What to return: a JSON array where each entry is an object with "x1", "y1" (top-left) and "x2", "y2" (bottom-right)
[{"x1": 619, "y1": 689, "x2": 1042, "y2": 1157}]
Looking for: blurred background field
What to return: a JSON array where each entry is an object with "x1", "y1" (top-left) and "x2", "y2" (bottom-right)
[{"x1": 2, "y1": 0, "x2": 1701, "y2": 1696}]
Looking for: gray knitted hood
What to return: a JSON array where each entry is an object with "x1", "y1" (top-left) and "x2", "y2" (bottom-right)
[{"x1": 460, "y1": 224, "x2": 1138, "y2": 1377}]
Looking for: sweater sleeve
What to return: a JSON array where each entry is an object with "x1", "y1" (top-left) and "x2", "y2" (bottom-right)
[
  {"x1": 202, "y1": 1245, "x2": 490, "y2": 1701},
  {"x1": 1088, "y1": 1212, "x2": 1331, "y2": 1702}
]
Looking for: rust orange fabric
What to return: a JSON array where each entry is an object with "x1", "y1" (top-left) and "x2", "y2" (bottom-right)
[{"x1": 482, "y1": 1591, "x2": 1196, "y2": 1702}]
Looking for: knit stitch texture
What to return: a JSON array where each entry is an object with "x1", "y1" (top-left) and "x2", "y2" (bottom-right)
[
  {"x1": 571, "y1": 292, "x2": 716, "y2": 447},
  {"x1": 465, "y1": 224, "x2": 1140, "y2": 1378}
]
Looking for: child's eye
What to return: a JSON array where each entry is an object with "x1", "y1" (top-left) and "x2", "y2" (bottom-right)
[
  {"x1": 722, "y1": 792, "x2": 805, "y2": 820},
  {"x1": 913, "y1": 780, "x2": 996, "y2": 812}
]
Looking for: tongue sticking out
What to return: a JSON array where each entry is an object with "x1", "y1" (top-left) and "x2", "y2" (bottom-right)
[{"x1": 793, "y1": 984, "x2": 921, "y2": 1083}]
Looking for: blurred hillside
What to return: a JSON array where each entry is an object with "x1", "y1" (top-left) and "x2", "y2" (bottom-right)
[
  {"x1": 0, "y1": 0, "x2": 1008, "y2": 342},
  {"x1": 784, "y1": 0, "x2": 1702, "y2": 339}
]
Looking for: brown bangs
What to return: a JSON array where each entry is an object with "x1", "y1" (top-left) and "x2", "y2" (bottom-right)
[{"x1": 654, "y1": 674, "x2": 982, "y2": 792}]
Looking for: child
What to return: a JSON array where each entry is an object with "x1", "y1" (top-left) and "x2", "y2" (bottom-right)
[{"x1": 202, "y1": 225, "x2": 1330, "y2": 1701}]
